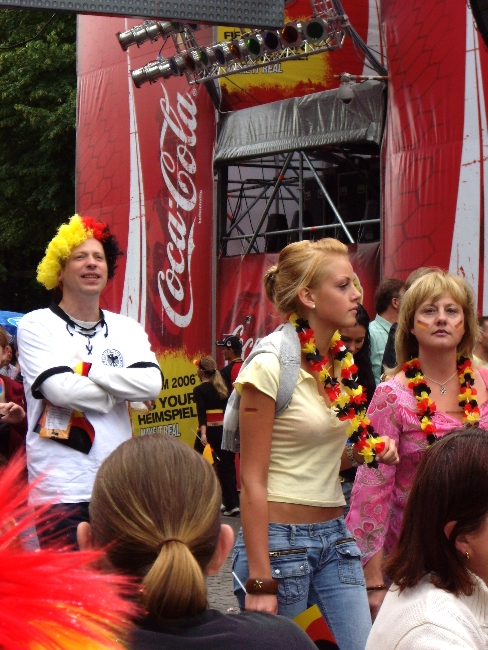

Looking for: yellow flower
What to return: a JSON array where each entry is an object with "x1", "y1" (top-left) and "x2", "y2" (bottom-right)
[
  {"x1": 330, "y1": 331, "x2": 341, "y2": 346},
  {"x1": 288, "y1": 313, "x2": 299, "y2": 327},
  {"x1": 319, "y1": 369, "x2": 332, "y2": 383},
  {"x1": 358, "y1": 445, "x2": 375, "y2": 465},
  {"x1": 302, "y1": 341, "x2": 317, "y2": 355},
  {"x1": 335, "y1": 394, "x2": 350, "y2": 409},
  {"x1": 459, "y1": 388, "x2": 474, "y2": 401}
]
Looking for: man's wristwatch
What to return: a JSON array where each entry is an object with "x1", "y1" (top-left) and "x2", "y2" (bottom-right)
[{"x1": 245, "y1": 577, "x2": 279, "y2": 595}]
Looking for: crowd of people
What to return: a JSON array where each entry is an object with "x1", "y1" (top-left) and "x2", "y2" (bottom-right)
[{"x1": 3, "y1": 220, "x2": 488, "y2": 650}]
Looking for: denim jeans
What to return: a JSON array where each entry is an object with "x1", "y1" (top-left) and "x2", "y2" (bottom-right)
[{"x1": 232, "y1": 517, "x2": 371, "y2": 650}]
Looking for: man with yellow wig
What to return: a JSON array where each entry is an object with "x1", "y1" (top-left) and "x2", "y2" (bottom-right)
[{"x1": 17, "y1": 215, "x2": 163, "y2": 548}]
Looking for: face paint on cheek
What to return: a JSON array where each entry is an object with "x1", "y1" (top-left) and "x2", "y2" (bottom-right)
[
  {"x1": 455, "y1": 321, "x2": 464, "y2": 330},
  {"x1": 416, "y1": 320, "x2": 429, "y2": 330}
]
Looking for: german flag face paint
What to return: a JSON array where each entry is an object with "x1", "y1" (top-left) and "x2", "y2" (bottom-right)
[{"x1": 416, "y1": 320, "x2": 429, "y2": 330}]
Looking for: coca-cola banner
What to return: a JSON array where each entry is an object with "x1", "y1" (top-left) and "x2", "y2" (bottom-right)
[
  {"x1": 76, "y1": 15, "x2": 216, "y2": 445},
  {"x1": 382, "y1": 0, "x2": 488, "y2": 311},
  {"x1": 217, "y1": 244, "x2": 380, "y2": 353}
]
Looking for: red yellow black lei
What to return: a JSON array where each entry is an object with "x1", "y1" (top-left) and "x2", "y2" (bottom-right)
[
  {"x1": 403, "y1": 356, "x2": 480, "y2": 446},
  {"x1": 288, "y1": 313, "x2": 385, "y2": 467}
]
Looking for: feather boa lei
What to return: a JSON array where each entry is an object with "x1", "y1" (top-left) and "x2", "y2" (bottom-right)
[
  {"x1": 288, "y1": 313, "x2": 385, "y2": 467},
  {"x1": 403, "y1": 356, "x2": 480, "y2": 445}
]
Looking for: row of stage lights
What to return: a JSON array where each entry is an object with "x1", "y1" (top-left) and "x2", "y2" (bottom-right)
[{"x1": 116, "y1": 16, "x2": 346, "y2": 88}]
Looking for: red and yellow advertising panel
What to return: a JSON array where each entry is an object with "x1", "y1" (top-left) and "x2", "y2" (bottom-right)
[
  {"x1": 217, "y1": 0, "x2": 377, "y2": 110},
  {"x1": 76, "y1": 16, "x2": 217, "y2": 445}
]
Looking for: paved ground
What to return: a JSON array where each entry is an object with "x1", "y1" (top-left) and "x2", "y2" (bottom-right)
[{"x1": 206, "y1": 513, "x2": 242, "y2": 613}]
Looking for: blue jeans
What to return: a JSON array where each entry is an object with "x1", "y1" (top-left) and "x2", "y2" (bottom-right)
[{"x1": 232, "y1": 517, "x2": 371, "y2": 650}]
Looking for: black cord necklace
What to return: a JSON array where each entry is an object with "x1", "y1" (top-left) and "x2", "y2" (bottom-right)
[{"x1": 50, "y1": 303, "x2": 108, "y2": 355}]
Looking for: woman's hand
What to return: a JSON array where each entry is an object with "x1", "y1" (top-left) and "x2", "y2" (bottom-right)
[
  {"x1": 0, "y1": 402, "x2": 25, "y2": 424},
  {"x1": 376, "y1": 436, "x2": 399, "y2": 466},
  {"x1": 367, "y1": 588, "x2": 387, "y2": 621},
  {"x1": 364, "y1": 550, "x2": 386, "y2": 620},
  {"x1": 245, "y1": 593, "x2": 278, "y2": 615}
]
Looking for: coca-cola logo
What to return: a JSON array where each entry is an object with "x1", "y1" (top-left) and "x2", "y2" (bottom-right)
[{"x1": 157, "y1": 84, "x2": 197, "y2": 329}]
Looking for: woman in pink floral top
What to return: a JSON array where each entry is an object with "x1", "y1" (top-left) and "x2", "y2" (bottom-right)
[{"x1": 346, "y1": 270, "x2": 488, "y2": 619}]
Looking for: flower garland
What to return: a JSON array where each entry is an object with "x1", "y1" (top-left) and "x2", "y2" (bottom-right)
[
  {"x1": 403, "y1": 356, "x2": 480, "y2": 446},
  {"x1": 288, "y1": 313, "x2": 385, "y2": 467}
]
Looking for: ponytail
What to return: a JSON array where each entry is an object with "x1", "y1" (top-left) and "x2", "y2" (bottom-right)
[{"x1": 90, "y1": 434, "x2": 222, "y2": 621}]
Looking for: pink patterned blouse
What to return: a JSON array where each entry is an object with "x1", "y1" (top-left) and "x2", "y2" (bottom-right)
[{"x1": 345, "y1": 374, "x2": 488, "y2": 565}]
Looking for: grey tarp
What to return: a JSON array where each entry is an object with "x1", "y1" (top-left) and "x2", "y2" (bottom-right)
[{"x1": 214, "y1": 79, "x2": 386, "y2": 163}]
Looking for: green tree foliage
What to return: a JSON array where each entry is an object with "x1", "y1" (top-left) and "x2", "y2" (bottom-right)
[{"x1": 0, "y1": 9, "x2": 76, "y2": 312}]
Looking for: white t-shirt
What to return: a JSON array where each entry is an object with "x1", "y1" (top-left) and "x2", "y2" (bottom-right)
[
  {"x1": 235, "y1": 353, "x2": 347, "y2": 507},
  {"x1": 366, "y1": 575, "x2": 488, "y2": 650},
  {"x1": 18, "y1": 306, "x2": 162, "y2": 504}
]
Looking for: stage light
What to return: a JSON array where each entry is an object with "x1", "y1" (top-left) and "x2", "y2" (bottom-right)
[
  {"x1": 280, "y1": 22, "x2": 304, "y2": 47},
  {"x1": 131, "y1": 58, "x2": 174, "y2": 88},
  {"x1": 302, "y1": 17, "x2": 328, "y2": 42},
  {"x1": 245, "y1": 33, "x2": 263, "y2": 59},
  {"x1": 244, "y1": 30, "x2": 281, "y2": 59},
  {"x1": 169, "y1": 53, "x2": 198, "y2": 76},
  {"x1": 116, "y1": 20, "x2": 176, "y2": 51},
  {"x1": 228, "y1": 39, "x2": 249, "y2": 60},
  {"x1": 261, "y1": 30, "x2": 281, "y2": 51},
  {"x1": 187, "y1": 47, "x2": 214, "y2": 69},
  {"x1": 212, "y1": 43, "x2": 236, "y2": 66}
]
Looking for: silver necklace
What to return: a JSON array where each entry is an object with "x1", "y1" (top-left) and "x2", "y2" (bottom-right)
[{"x1": 422, "y1": 370, "x2": 458, "y2": 395}]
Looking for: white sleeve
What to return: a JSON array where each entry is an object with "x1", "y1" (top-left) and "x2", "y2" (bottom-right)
[
  {"x1": 18, "y1": 320, "x2": 117, "y2": 414},
  {"x1": 88, "y1": 364, "x2": 162, "y2": 401},
  {"x1": 396, "y1": 624, "x2": 482, "y2": 650}
]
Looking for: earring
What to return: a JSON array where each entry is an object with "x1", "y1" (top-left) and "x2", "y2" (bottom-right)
[
  {"x1": 312, "y1": 304, "x2": 316, "y2": 309},
  {"x1": 465, "y1": 552, "x2": 470, "y2": 560}
]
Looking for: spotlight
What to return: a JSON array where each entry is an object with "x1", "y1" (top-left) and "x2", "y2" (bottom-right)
[
  {"x1": 228, "y1": 39, "x2": 249, "y2": 60},
  {"x1": 245, "y1": 30, "x2": 281, "y2": 59},
  {"x1": 280, "y1": 22, "x2": 304, "y2": 47},
  {"x1": 302, "y1": 17, "x2": 328, "y2": 42},
  {"x1": 187, "y1": 47, "x2": 214, "y2": 69},
  {"x1": 212, "y1": 42, "x2": 236, "y2": 66},
  {"x1": 116, "y1": 20, "x2": 176, "y2": 51},
  {"x1": 337, "y1": 72, "x2": 356, "y2": 104},
  {"x1": 131, "y1": 58, "x2": 173, "y2": 88},
  {"x1": 244, "y1": 33, "x2": 264, "y2": 59},
  {"x1": 261, "y1": 30, "x2": 281, "y2": 51},
  {"x1": 169, "y1": 53, "x2": 197, "y2": 76}
]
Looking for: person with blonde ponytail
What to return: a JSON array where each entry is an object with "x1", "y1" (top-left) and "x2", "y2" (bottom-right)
[
  {"x1": 193, "y1": 356, "x2": 240, "y2": 516},
  {"x1": 77, "y1": 434, "x2": 317, "y2": 650}
]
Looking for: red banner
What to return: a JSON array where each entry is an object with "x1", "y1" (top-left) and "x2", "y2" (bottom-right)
[
  {"x1": 76, "y1": 16, "x2": 217, "y2": 442},
  {"x1": 216, "y1": 244, "x2": 380, "y2": 353},
  {"x1": 382, "y1": 0, "x2": 488, "y2": 311}
]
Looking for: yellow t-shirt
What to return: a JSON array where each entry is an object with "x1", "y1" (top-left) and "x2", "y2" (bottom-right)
[{"x1": 234, "y1": 353, "x2": 347, "y2": 507}]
